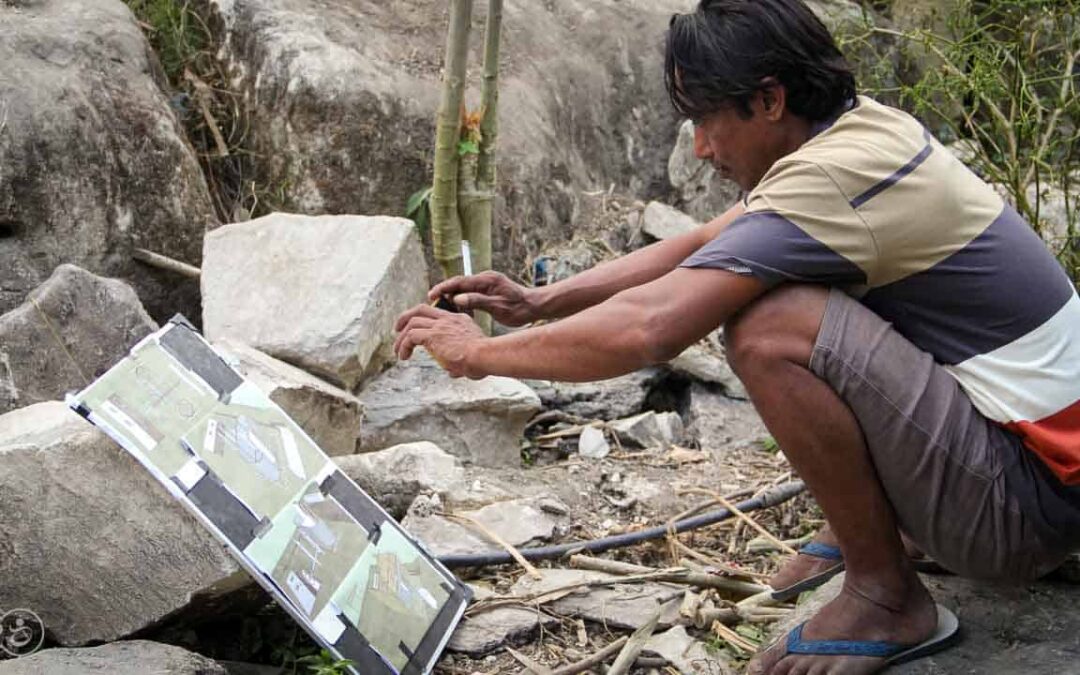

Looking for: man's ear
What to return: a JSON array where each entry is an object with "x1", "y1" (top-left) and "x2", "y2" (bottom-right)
[{"x1": 757, "y1": 78, "x2": 785, "y2": 121}]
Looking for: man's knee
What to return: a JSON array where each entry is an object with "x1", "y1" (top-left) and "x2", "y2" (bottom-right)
[{"x1": 725, "y1": 284, "x2": 830, "y2": 376}]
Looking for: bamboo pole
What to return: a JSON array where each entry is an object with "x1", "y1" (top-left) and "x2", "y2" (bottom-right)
[{"x1": 431, "y1": 0, "x2": 473, "y2": 279}]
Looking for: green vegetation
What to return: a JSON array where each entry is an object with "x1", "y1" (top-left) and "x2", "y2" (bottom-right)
[
  {"x1": 838, "y1": 0, "x2": 1080, "y2": 284},
  {"x1": 296, "y1": 650, "x2": 356, "y2": 675},
  {"x1": 124, "y1": 0, "x2": 209, "y2": 83}
]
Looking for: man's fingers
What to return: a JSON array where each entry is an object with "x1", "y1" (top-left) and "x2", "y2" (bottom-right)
[
  {"x1": 427, "y1": 276, "x2": 466, "y2": 302},
  {"x1": 394, "y1": 303, "x2": 452, "y2": 332},
  {"x1": 392, "y1": 317, "x2": 436, "y2": 354},
  {"x1": 428, "y1": 271, "x2": 503, "y2": 302},
  {"x1": 452, "y1": 292, "x2": 496, "y2": 312},
  {"x1": 396, "y1": 327, "x2": 434, "y2": 361}
]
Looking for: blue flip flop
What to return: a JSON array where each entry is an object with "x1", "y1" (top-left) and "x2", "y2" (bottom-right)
[
  {"x1": 770, "y1": 542, "x2": 948, "y2": 602},
  {"x1": 781, "y1": 603, "x2": 961, "y2": 668},
  {"x1": 770, "y1": 541, "x2": 845, "y2": 602}
]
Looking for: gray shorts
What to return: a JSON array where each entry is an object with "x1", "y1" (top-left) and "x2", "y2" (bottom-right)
[{"x1": 811, "y1": 288, "x2": 1080, "y2": 581}]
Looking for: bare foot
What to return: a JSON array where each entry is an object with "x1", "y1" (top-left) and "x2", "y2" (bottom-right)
[
  {"x1": 769, "y1": 527, "x2": 843, "y2": 592},
  {"x1": 748, "y1": 575, "x2": 938, "y2": 675}
]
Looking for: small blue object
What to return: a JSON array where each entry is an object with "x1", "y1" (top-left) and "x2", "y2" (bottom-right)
[
  {"x1": 786, "y1": 622, "x2": 907, "y2": 658},
  {"x1": 798, "y1": 541, "x2": 844, "y2": 560}
]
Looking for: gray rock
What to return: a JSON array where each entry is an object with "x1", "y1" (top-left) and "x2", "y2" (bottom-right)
[
  {"x1": 0, "y1": 640, "x2": 228, "y2": 675},
  {"x1": 0, "y1": 402, "x2": 240, "y2": 646},
  {"x1": 203, "y1": 0, "x2": 688, "y2": 273},
  {"x1": 667, "y1": 119, "x2": 742, "y2": 223},
  {"x1": 357, "y1": 349, "x2": 540, "y2": 467},
  {"x1": 578, "y1": 425, "x2": 611, "y2": 459},
  {"x1": 447, "y1": 585, "x2": 559, "y2": 657},
  {"x1": 645, "y1": 625, "x2": 728, "y2": 675},
  {"x1": 403, "y1": 495, "x2": 569, "y2": 558},
  {"x1": 769, "y1": 572, "x2": 1080, "y2": 675},
  {"x1": 667, "y1": 338, "x2": 747, "y2": 400},
  {"x1": 528, "y1": 368, "x2": 667, "y2": 421},
  {"x1": 214, "y1": 338, "x2": 363, "y2": 457},
  {"x1": 642, "y1": 202, "x2": 701, "y2": 241},
  {"x1": 510, "y1": 569, "x2": 683, "y2": 631},
  {"x1": 687, "y1": 383, "x2": 768, "y2": 454},
  {"x1": 335, "y1": 441, "x2": 465, "y2": 519},
  {"x1": 0, "y1": 0, "x2": 218, "y2": 321},
  {"x1": 610, "y1": 411, "x2": 685, "y2": 448},
  {"x1": 202, "y1": 213, "x2": 427, "y2": 390},
  {"x1": 0, "y1": 265, "x2": 157, "y2": 415}
]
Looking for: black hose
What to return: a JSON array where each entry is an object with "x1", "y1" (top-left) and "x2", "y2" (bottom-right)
[{"x1": 437, "y1": 480, "x2": 806, "y2": 569}]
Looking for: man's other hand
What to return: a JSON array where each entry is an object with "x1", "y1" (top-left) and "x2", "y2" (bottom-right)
[
  {"x1": 394, "y1": 304, "x2": 487, "y2": 378},
  {"x1": 426, "y1": 271, "x2": 537, "y2": 327}
]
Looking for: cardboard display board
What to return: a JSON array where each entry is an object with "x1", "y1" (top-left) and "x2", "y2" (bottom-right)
[{"x1": 68, "y1": 316, "x2": 470, "y2": 675}]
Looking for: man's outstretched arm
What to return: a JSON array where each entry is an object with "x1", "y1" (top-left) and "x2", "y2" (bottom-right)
[
  {"x1": 428, "y1": 202, "x2": 746, "y2": 325},
  {"x1": 395, "y1": 265, "x2": 765, "y2": 382}
]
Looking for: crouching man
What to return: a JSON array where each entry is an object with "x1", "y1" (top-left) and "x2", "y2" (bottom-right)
[{"x1": 395, "y1": 1, "x2": 1080, "y2": 672}]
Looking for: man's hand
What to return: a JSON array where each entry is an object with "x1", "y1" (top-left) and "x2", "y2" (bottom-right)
[
  {"x1": 394, "y1": 304, "x2": 488, "y2": 378},
  {"x1": 427, "y1": 271, "x2": 538, "y2": 327}
]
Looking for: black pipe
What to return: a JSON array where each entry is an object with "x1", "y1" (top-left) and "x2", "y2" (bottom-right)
[{"x1": 437, "y1": 480, "x2": 806, "y2": 568}]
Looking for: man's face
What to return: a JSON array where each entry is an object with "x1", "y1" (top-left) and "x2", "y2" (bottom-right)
[{"x1": 691, "y1": 93, "x2": 789, "y2": 192}]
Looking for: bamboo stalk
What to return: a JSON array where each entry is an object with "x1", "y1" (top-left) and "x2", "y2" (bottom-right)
[
  {"x1": 431, "y1": 0, "x2": 473, "y2": 279},
  {"x1": 607, "y1": 599, "x2": 674, "y2": 675},
  {"x1": 132, "y1": 248, "x2": 201, "y2": 279},
  {"x1": 549, "y1": 637, "x2": 628, "y2": 675}
]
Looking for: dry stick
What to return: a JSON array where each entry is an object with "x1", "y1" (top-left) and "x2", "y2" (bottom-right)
[
  {"x1": 711, "y1": 620, "x2": 759, "y2": 655},
  {"x1": 607, "y1": 599, "x2": 676, "y2": 675},
  {"x1": 570, "y1": 554, "x2": 767, "y2": 592},
  {"x1": 671, "y1": 540, "x2": 769, "y2": 582},
  {"x1": 548, "y1": 637, "x2": 628, "y2": 675},
  {"x1": 683, "y1": 488, "x2": 798, "y2": 556},
  {"x1": 506, "y1": 647, "x2": 553, "y2": 675},
  {"x1": 443, "y1": 513, "x2": 543, "y2": 580},
  {"x1": 184, "y1": 68, "x2": 229, "y2": 158},
  {"x1": 132, "y1": 248, "x2": 202, "y2": 280}
]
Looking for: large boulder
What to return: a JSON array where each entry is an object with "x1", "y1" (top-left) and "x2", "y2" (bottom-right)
[
  {"x1": 0, "y1": 641, "x2": 228, "y2": 675},
  {"x1": 201, "y1": 213, "x2": 427, "y2": 390},
  {"x1": 214, "y1": 338, "x2": 364, "y2": 456},
  {"x1": 357, "y1": 349, "x2": 540, "y2": 466},
  {"x1": 0, "y1": 402, "x2": 240, "y2": 646},
  {"x1": 0, "y1": 265, "x2": 157, "y2": 416},
  {"x1": 201, "y1": 0, "x2": 690, "y2": 273},
  {"x1": 0, "y1": 0, "x2": 218, "y2": 321}
]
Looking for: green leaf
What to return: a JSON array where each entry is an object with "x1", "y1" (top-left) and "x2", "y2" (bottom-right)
[
  {"x1": 457, "y1": 139, "x2": 480, "y2": 156},
  {"x1": 760, "y1": 436, "x2": 780, "y2": 453},
  {"x1": 406, "y1": 186, "x2": 433, "y2": 217}
]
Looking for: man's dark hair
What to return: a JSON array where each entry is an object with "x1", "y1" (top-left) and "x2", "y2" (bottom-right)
[{"x1": 665, "y1": 0, "x2": 857, "y2": 122}]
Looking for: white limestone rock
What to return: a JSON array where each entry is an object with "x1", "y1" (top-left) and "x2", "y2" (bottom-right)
[
  {"x1": 642, "y1": 201, "x2": 701, "y2": 241},
  {"x1": 202, "y1": 213, "x2": 427, "y2": 390},
  {"x1": 0, "y1": 402, "x2": 240, "y2": 646},
  {"x1": 214, "y1": 338, "x2": 364, "y2": 456},
  {"x1": 335, "y1": 441, "x2": 466, "y2": 518}
]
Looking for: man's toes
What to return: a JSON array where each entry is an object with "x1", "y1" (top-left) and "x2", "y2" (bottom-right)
[{"x1": 747, "y1": 639, "x2": 789, "y2": 675}]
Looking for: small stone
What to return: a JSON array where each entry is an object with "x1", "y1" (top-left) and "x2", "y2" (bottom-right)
[
  {"x1": 610, "y1": 411, "x2": 685, "y2": 448},
  {"x1": 642, "y1": 201, "x2": 701, "y2": 241},
  {"x1": 644, "y1": 625, "x2": 727, "y2": 674},
  {"x1": 578, "y1": 425, "x2": 611, "y2": 459},
  {"x1": 335, "y1": 441, "x2": 465, "y2": 518},
  {"x1": 667, "y1": 339, "x2": 747, "y2": 400}
]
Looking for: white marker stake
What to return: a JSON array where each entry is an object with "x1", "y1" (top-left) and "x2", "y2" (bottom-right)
[{"x1": 462, "y1": 240, "x2": 473, "y2": 276}]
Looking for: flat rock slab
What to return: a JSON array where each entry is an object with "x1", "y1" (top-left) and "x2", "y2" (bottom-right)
[
  {"x1": 215, "y1": 338, "x2": 363, "y2": 457},
  {"x1": 0, "y1": 640, "x2": 227, "y2": 675},
  {"x1": 0, "y1": 264, "x2": 157, "y2": 415},
  {"x1": 645, "y1": 625, "x2": 730, "y2": 675},
  {"x1": 404, "y1": 495, "x2": 569, "y2": 558},
  {"x1": 448, "y1": 586, "x2": 559, "y2": 657},
  {"x1": 0, "y1": 0, "x2": 217, "y2": 320},
  {"x1": 770, "y1": 573, "x2": 1080, "y2": 675},
  {"x1": 667, "y1": 338, "x2": 747, "y2": 400},
  {"x1": 642, "y1": 201, "x2": 700, "y2": 241},
  {"x1": 687, "y1": 383, "x2": 768, "y2": 455},
  {"x1": 202, "y1": 213, "x2": 427, "y2": 390},
  {"x1": 336, "y1": 441, "x2": 466, "y2": 519},
  {"x1": 0, "y1": 402, "x2": 240, "y2": 646},
  {"x1": 358, "y1": 349, "x2": 540, "y2": 466},
  {"x1": 528, "y1": 368, "x2": 667, "y2": 421},
  {"x1": 510, "y1": 569, "x2": 683, "y2": 631}
]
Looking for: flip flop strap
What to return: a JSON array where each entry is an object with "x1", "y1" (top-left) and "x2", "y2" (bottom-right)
[
  {"x1": 798, "y1": 541, "x2": 843, "y2": 560},
  {"x1": 786, "y1": 622, "x2": 907, "y2": 658}
]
